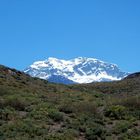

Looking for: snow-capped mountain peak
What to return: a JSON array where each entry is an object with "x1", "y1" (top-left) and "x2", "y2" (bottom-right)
[{"x1": 24, "y1": 57, "x2": 129, "y2": 84}]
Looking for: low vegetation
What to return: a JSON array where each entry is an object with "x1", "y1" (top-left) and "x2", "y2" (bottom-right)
[{"x1": 0, "y1": 65, "x2": 140, "y2": 140}]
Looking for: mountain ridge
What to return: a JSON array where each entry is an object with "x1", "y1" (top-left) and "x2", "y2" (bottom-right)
[{"x1": 24, "y1": 57, "x2": 129, "y2": 84}]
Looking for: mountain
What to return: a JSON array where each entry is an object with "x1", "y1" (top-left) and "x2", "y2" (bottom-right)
[
  {"x1": 47, "y1": 74, "x2": 76, "y2": 84},
  {"x1": 24, "y1": 57, "x2": 129, "y2": 84},
  {"x1": 124, "y1": 72, "x2": 140, "y2": 80}
]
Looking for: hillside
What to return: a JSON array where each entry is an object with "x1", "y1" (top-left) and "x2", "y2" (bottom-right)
[{"x1": 0, "y1": 65, "x2": 140, "y2": 140}]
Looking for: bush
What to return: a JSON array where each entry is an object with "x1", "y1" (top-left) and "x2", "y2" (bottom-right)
[
  {"x1": 0, "y1": 119, "x2": 49, "y2": 139},
  {"x1": 117, "y1": 96, "x2": 140, "y2": 109},
  {"x1": 64, "y1": 129, "x2": 79, "y2": 139},
  {"x1": 0, "y1": 87, "x2": 10, "y2": 96},
  {"x1": 46, "y1": 132, "x2": 75, "y2": 140},
  {"x1": 85, "y1": 124, "x2": 106, "y2": 140},
  {"x1": 4, "y1": 97, "x2": 28, "y2": 111},
  {"x1": 105, "y1": 105, "x2": 126, "y2": 119},
  {"x1": 59, "y1": 101, "x2": 98, "y2": 116},
  {"x1": 113, "y1": 121, "x2": 132, "y2": 135},
  {"x1": 29, "y1": 108, "x2": 49, "y2": 121},
  {"x1": 48, "y1": 109, "x2": 63, "y2": 122},
  {"x1": 0, "y1": 107, "x2": 17, "y2": 121},
  {"x1": 74, "y1": 101, "x2": 98, "y2": 115},
  {"x1": 59, "y1": 101, "x2": 75, "y2": 114}
]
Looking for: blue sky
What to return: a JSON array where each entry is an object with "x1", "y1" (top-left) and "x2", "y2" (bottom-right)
[{"x1": 0, "y1": 0, "x2": 140, "y2": 72}]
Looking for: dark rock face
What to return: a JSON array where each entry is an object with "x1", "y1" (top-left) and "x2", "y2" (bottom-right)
[{"x1": 125, "y1": 72, "x2": 140, "y2": 79}]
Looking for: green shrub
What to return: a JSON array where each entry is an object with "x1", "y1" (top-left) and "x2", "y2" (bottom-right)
[
  {"x1": 59, "y1": 101, "x2": 75, "y2": 114},
  {"x1": 63, "y1": 129, "x2": 79, "y2": 139},
  {"x1": 0, "y1": 107, "x2": 17, "y2": 121},
  {"x1": 5, "y1": 98, "x2": 27, "y2": 111},
  {"x1": 0, "y1": 87, "x2": 10, "y2": 96},
  {"x1": 65, "y1": 118, "x2": 81, "y2": 130},
  {"x1": 85, "y1": 124, "x2": 106, "y2": 140},
  {"x1": 48, "y1": 109, "x2": 63, "y2": 122},
  {"x1": 117, "y1": 126, "x2": 140, "y2": 140},
  {"x1": 29, "y1": 109, "x2": 49, "y2": 121},
  {"x1": 117, "y1": 96, "x2": 140, "y2": 109},
  {"x1": 46, "y1": 133, "x2": 75, "y2": 140},
  {"x1": 74, "y1": 101, "x2": 98, "y2": 115},
  {"x1": 0, "y1": 119, "x2": 49, "y2": 139},
  {"x1": 105, "y1": 105, "x2": 126, "y2": 119},
  {"x1": 113, "y1": 121, "x2": 132, "y2": 135}
]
